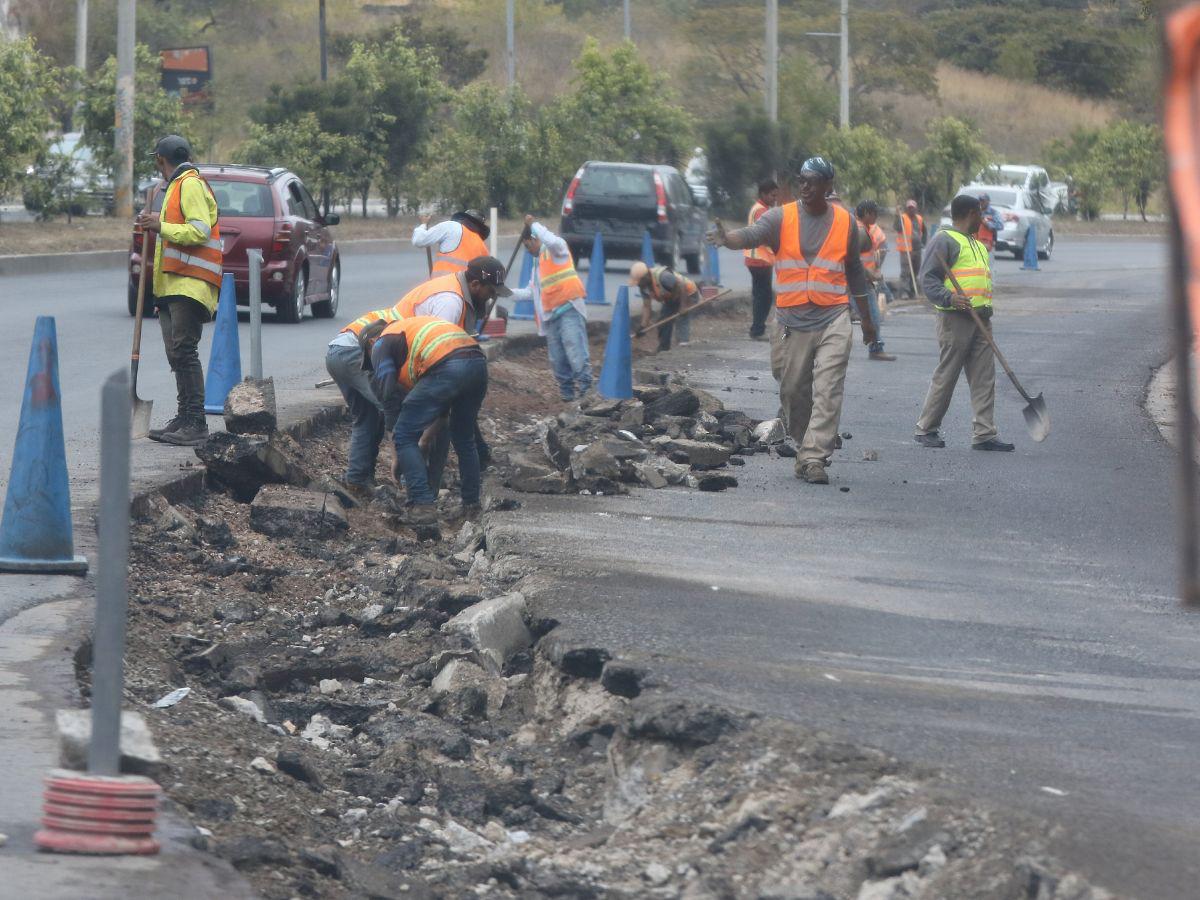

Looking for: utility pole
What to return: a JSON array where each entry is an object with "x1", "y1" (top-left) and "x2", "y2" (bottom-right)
[
  {"x1": 839, "y1": 0, "x2": 850, "y2": 129},
  {"x1": 318, "y1": 0, "x2": 328, "y2": 82},
  {"x1": 765, "y1": 0, "x2": 778, "y2": 123},
  {"x1": 113, "y1": 0, "x2": 135, "y2": 220},
  {"x1": 623, "y1": 0, "x2": 631, "y2": 41},
  {"x1": 506, "y1": 0, "x2": 515, "y2": 87},
  {"x1": 73, "y1": 0, "x2": 88, "y2": 129}
]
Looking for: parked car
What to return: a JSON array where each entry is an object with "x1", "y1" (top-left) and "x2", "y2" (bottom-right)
[
  {"x1": 974, "y1": 164, "x2": 1056, "y2": 214},
  {"x1": 23, "y1": 132, "x2": 112, "y2": 216},
  {"x1": 939, "y1": 183, "x2": 1054, "y2": 261},
  {"x1": 559, "y1": 161, "x2": 708, "y2": 273},
  {"x1": 128, "y1": 164, "x2": 340, "y2": 323}
]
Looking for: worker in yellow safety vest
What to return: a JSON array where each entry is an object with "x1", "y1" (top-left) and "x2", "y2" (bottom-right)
[
  {"x1": 413, "y1": 209, "x2": 491, "y2": 275},
  {"x1": 135, "y1": 135, "x2": 222, "y2": 447},
  {"x1": 509, "y1": 215, "x2": 592, "y2": 401},
  {"x1": 913, "y1": 194, "x2": 1013, "y2": 452}
]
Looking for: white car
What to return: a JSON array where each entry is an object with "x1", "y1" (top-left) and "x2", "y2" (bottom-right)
[
  {"x1": 939, "y1": 184, "x2": 1054, "y2": 261},
  {"x1": 975, "y1": 164, "x2": 1057, "y2": 215}
]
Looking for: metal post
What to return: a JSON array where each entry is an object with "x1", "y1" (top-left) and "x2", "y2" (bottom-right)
[
  {"x1": 765, "y1": 0, "x2": 778, "y2": 123},
  {"x1": 113, "y1": 0, "x2": 135, "y2": 220},
  {"x1": 839, "y1": 0, "x2": 850, "y2": 129},
  {"x1": 248, "y1": 249, "x2": 264, "y2": 380},
  {"x1": 73, "y1": 0, "x2": 88, "y2": 129},
  {"x1": 623, "y1": 0, "x2": 631, "y2": 41},
  {"x1": 489, "y1": 208, "x2": 499, "y2": 257},
  {"x1": 506, "y1": 0, "x2": 515, "y2": 87},
  {"x1": 88, "y1": 369, "x2": 132, "y2": 776}
]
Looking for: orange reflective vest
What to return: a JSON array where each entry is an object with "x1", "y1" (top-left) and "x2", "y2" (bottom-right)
[
  {"x1": 861, "y1": 222, "x2": 886, "y2": 275},
  {"x1": 743, "y1": 200, "x2": 775, "y2": 267},
  {"x1": 896, "y1": 212, "x2": 924, "y2": 253},
  {"x1": 341, "y1": 308, "x2": 404, "y2": 352},
  {"x1": 379, "y1": 316, "x2": 480, "y2": 391},
  {"x1": 774, "y1": 202, "x2": 851, "y2": 308},
  {"x1": 975, "y1": 219, "x2": 996, "y2": 250},
  {"x1": 646, "y1": 265, "x2": 697, "y2": 302},
  {"x1": 538, "y1": 249, "x2": 585, "y2": 313},
  {"x1": 433, "y1": 226, "x2": 489, "y2": 275},
  {"x1": 394, "y1": 274, "x2": 471, "y2": 329},
  {"x1": 161, "y1": 169, "x2": 223, "y2": 287}
]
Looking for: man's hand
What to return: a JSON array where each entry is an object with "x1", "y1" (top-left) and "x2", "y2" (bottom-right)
[
  {"x1": 135, "y1": 210, "x2": 159, "y2": 233},
  {"x1": 706, "y1": 219, "x2": 726, "y2": 247},
  {"x1": 861, "y1": 322, "x2": 878, "y2": 346},
  {"x1": 951, "y1": 292, "x2": 972, "y2": 311}
]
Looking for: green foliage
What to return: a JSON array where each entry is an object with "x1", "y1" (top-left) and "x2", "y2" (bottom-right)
[
  {"x1": 0, "y1": 37, "x2": 69, "y2": 205},
  {"x1": 22, "y1": 146, "x2": 102, "y2": 222},
  {"x1": 702, "y1": 104, "x2": 787, "y2": 215},
  {"x1": 330, "y1": 18, "x2": 486, "y2": 89},
  {"x1": 905, "y1": 116, "x2": 991, "y2": 209},
  {"x1": 815, "y1": 124, "x2": 909, "y2": 205},
  {"x1": 235, "y1": 112, "x2": 366, "y2": 205},
  {"x1": 1093, "y1": 120, "x2": 1163, "y2": 220},
  {"x1": 78, "y1": 44, "x2": 190, "y2": 183}
]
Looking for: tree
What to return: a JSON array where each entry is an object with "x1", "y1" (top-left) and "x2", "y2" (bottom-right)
[
  {"x1": 1093, "y1": 120, "x2": 1162, "y2": 220},
  {"x1": 815, "y1": 124, "x2": 909, "y2": 204},
  {"x1": 910, "y1": 116, "x2": 991, "y2": 210},
  {"x1": 235, "y1": 112, "x2": 366, "y2": 207},
  {"x1": 703, "y1": 103, "x2": 787, "y2": 216},
  {"x1": 0, "y1": 36, "x2": 67, "y2": 210},
  {"x1": 330, "y1": 18, "x2": 486, "y2": 89},
  {"x1": 78, "y1": 43, "x2": 189, "y2": 185}
]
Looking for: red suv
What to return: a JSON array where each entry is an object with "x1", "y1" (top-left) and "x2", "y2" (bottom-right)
[{"x1": 128, "y1": 164, "x2": 341, "y2": 323}]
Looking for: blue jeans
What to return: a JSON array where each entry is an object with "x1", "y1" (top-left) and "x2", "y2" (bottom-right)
[
  {"x1": 544, "y1": 306, "x2": 592, "y2": 400},
  {"x1": 394, "y1": 354, "x2": 488, "y2": 506},
  {"x1": 326, "y1": 343, "x2": 384, "y2": 485},
  {"x1": 865, "y1": 284, "x2": 886, "y2": 353}
]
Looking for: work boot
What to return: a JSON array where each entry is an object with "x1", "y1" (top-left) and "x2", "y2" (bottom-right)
[
  {"x1": 147, "y1": 416, "x2": 185, "y2": 442},
  {"x1": 914, "y1": 432, "x2": 946, "y2": 448},
  {"x1": 972, "y1": 438, "x2": 1015, "y2": 452},
  {"x1": 869, "y1": 350, "x2": 897, "y2": 362},
  {"x1": 796, "y1": 461, "x2": 830, "y2": 484},
  {"x1": 405, "y1": 504, "x2": 439, "y2": 526},
  {"x1": 160, "y1": 417, "x2": 209, "y2": 447},
  {"x1": 345, "y1": 481, "x2": 375, "y2": 502},
  {"x1": 458, "y1": 502, "x2": 483, "y2": 521}
]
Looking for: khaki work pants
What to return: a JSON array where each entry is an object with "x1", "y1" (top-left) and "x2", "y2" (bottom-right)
[
  {"x1": 770, "y1": 308, "x2": 853, "y2": 466},
  {"x1": 915, "y1": 311, "x2": 998, "y2": 443}
]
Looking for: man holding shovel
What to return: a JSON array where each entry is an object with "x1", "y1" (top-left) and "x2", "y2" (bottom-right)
[{"x1": 913, "y1": 193, "x2": 1014, "y2": 452}]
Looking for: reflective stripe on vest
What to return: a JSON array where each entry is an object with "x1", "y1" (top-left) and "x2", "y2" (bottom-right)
[
  {"x1": 861, "y1": 222, "x2": 885, "y2": 272},
  {"x1": 394, "y1": 273, "x2": 470, "y2": 329},
  {"x1": 341, "y1": 307, "x2": 403, "y2": 337},
  {"x1": 937, "y1": 230, "x2": 993, "y2": 311},
  {"x1": 743, "y1": 200, "x2": 775, "y2": 266},
  {"x1": 539, "y1": 248, "x2": 585, "y2": 312},
  {"x1": 647, "y1": 265, "x2": 697, "y2": 302},
  {"x1": 896, "y1": 213, "x2": 916, "y2": 252},
  {"x1": 379, "y1": 316, "x2": 480, "y2": 391},
  {"x1": 432, "y1": 228, "x2": 489, "y2": 275},
  {"x1": 161, "y1": 169, "x2": 223, "y2": 287},
  {"x1": 773, "y1": 202, "x2": 851, "y2": 308}
]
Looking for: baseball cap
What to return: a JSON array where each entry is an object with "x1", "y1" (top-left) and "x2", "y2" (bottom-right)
[
  {"x1": 465, "y1": 256, "x2": 511, "y2": 297},
  {"x1": 150, "y1": 134, "x2": 192, "y2": 164}
]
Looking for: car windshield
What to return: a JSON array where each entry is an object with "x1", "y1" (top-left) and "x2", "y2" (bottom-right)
[
  {"x1": 577, "y1": 167, "x2": 653, "y2": 199},
  {"x1": 208, "y1": 179, "x2": 273, "y2": 217},
  {"x1": 983, "y1": 190, "x2": 1018, "y2": 208}
]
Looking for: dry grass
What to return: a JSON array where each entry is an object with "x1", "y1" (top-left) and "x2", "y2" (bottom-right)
[{"x1": 882, "y1": 64, "x2": 1115, "y2": 160}]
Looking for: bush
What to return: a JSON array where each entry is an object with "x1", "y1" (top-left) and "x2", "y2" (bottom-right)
[
  {"x1": 815, "y1": 124, "x2": 909, "y2": 207},
  {"x1": 703, "y1": 103, "x2": 786, "y2": 216},
  {"x1": 0, "y1": 37, "x2": 69, "y2": 208}
]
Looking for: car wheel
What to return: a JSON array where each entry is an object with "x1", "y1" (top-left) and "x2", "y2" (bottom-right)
[
  {"x1": 127, "y1": 282, "x2": 157, "y2": 318},
  {"x1": 312, "y1": 260, "x2": 339, "y2": 319},
  {"x1": 1011, "y1": 246, "x2": 1023, "y2": 260},
  {"x1": 1038, "y1": 230, "x2": 1053, "y2": 261},
  {"x1": 279, "y1": 267, "x2": 306, "y2": 323}
]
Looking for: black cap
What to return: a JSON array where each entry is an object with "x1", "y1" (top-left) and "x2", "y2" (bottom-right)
[
  {"x1": 452, "y1": 209, "x2": 490, "y2": 240},
  {"x1": 465, "y1": 255, "x2": 511, "y2": 297},
  {"x1": 150, "y1": 134, "x2": 192, "y2": 164}
]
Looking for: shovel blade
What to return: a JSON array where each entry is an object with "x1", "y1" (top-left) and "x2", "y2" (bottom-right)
[
  {"x1": 1022, "y1": 393, "x2": 1050, "y2": 442},
  {"x1": 131, "y1": 396, "x2": 153, "y2": 440}
]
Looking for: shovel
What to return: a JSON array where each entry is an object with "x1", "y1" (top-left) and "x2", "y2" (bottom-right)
[
  {"x1": 635, "y1": 289, "x2": 732, "y2": 337},
  {"x1": 130, "y1": 230, "x2": 155, "y2": 439},
  {"x1": 943, "y1": 261, "x2": 1050, "y2": 442}
]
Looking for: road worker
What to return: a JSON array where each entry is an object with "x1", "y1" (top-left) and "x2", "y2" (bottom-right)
[
  {"x1": 855, "y1": 199, "x2": 896, "y2": 362},
  {"x1": 744, "y1": 179, "x2": 778, "y2": 341},
  {"x1": 412, "y1": 209, "x2": 490, "y2": 275},
  {"x1": 914, "y1": 193, "x2": 1013, "y2": 452},
  {"x1": 629, "y1": 262, "x2": 701, "y2": 352},
  {"x1": 371, "y1": 316, "x2": 490, "y2": 524},
  {"x1": 976, "y1": 193, "x2": 1004, "y2": 257},
  {"x1": 895, "y1": 199, "x2": 926, "y2": 298},
  {"x1": 509, "y1": 216, "x2": 593, "y2": 401},
  {"x1": 136, "y1": 134, "x2": 221, "y2": 447},
  {"x1": 709, "y1": 156, "x2": 876, "y2": 484}
]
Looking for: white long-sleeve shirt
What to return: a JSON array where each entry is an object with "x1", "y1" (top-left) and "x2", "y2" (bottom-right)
[
  {"x1": 412, "y1": 220, "x2": 466, "y2": 254},
  {"x1": 509, "y1": 223, "x2": 587, "y2": 335}
]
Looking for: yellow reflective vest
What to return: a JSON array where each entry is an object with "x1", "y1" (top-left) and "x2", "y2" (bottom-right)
[
  {"x1": 153, "y1": 166, "x2": 221, "y2": 316},
  {"x1": 937, "y1": 229, "x2": 992, "y2": 311}
]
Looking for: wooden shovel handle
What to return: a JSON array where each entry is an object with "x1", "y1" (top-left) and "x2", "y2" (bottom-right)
[
  {"x1": 635, "y1": 289, "x2": 732, "y2": 337},
  {"x1": 132, "y1": 231, "x2": 154, "y2": 360}
]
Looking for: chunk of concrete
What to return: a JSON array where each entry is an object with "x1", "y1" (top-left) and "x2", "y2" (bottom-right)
[
  {"x1": 754, "y1": 418, "x2": 785, "y2": 445},
  {"x1": 633, "y1": 461, "x2": 668, "y2": 489},
  {"x1": 664, "y1": 438, "x2": 732, "y2": 467},
  {"x1": 56, "y1": 709, "x2": 163, "y2": 777},
  {"x1": 249, "y1": 485, "x2": 348, "y2": 539},
  {"x1": 223, "y1": 377, "x2": 277, "y2": 435},
  {"x1": 444, "y1": 592, "x2": 532, "y2": 674},
  {"x1": 506, "y1": 453, "x2": 572, "y2": 494}
]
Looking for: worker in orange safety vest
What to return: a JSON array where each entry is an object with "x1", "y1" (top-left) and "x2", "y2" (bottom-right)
[{"x1": 413, "y1": 209, "x2": 491, "y2": 275}]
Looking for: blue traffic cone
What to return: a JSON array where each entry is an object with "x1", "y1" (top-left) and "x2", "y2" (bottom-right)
[
  {"x1": 1022, "y1": 225, "x2": 1040, "y2": 271},
  {"x1": 597, "y1": 286, "x2": 633, "y2": 400},
  {"x1": 518, "y1": 247, "x2": 535, "y2": 288},
  {"x1": 706, "y1": 244, "x2": 721, "y2": 286},
  {"x1": 204, "y1": 273, "x2": 242, "y2": 414},
  {"x1": 641, "y1": 230, "x2": 655, "y2": 268},
  {"x1": 586, "y1": 232, "x2": 609, "y2": 305},
  {"x1": 0, "y1": 317, "x2": 87, "y2": 574},
  {"x1": 510, "y1": 249, "x2": 536, "y2": 320}
]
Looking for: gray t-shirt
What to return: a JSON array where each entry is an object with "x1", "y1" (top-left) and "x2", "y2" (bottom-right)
[{"x1": 727, "y1": 203, "x2": 870, "y2": 331}]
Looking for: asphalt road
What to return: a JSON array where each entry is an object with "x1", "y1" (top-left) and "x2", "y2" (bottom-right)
[{"x1": 505, "y1": 237, "x2": 1200, "y2": 899}]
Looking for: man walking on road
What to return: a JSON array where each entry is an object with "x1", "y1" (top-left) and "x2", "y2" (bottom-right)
[
  {"x1": 413, "y1": 209, "x2": 491, "y2": 275},
  {"x1": 136, "y1": 135, "x2": 222, "y2": 447},
  {"x1": 710, "y1": 157, "x2": 877, "y2": 484},
  {"x1": 744, "y1": 179, "x2": 778, "y2": 341},
  {"x1": 855, "y1": 200, "x2": 896, "y2": 362},
  {"x1": 509, "y1": 216, "x2": 592, "y2": 401},
  {"x1": 895, "y1": 199, "x2": 925, "y2": 298},
  {"x1": 914, "y1": 194, "x2": 1014, "y2": 452}
]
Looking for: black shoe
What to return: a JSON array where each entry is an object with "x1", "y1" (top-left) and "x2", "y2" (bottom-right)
[
  {"x1": 914, "y1": 432, "x2": 945, "y2": 448},
  {"x1": 147, "y1": 416, "x2": 185, "y2": 442},
  {"x1": 973, "y1": 438, "x2": 1014, "y2": 452},
  {"x1": 160, "y1": 418, "x2": 209, "y2": 446}
]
